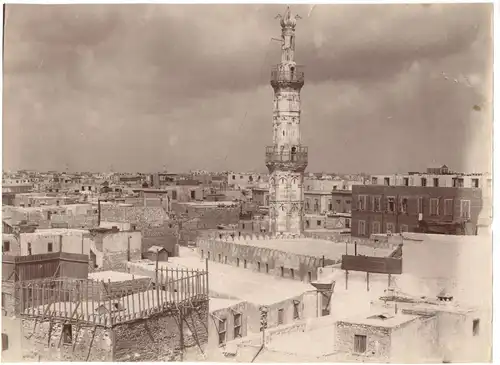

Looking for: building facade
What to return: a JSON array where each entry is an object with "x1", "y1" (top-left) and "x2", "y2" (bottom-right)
[
  {"x1": 266, "y1": 8, "x2": 308, "y2": 236},
  {"x1": 351, "y1": 185, "x2": 483, "y2": 237}
]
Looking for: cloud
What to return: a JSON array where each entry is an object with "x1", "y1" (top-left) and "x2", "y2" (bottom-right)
[{"x1": 2, "y1": 4, "x2": 493, "y2": 173}]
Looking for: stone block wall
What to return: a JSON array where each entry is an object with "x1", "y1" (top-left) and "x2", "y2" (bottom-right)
[
  {"x1": 21, "y1": 319, "x2": 112, "y2": 362},
  {"x1": 100, "y1": 206, "x2": 168, "y2": 230},
  {"x1": 1, "y1": 281, "x2": 17, "y2": 315},
  {"x1": 334, "y1": 320, "x2": 392, "y2": 362},
  {"x1": 19, "y1": 298, "x2": 209, "y2": 362},
  {"x1": 114, "y1": 298, "x2": 209, "y2": 361}
]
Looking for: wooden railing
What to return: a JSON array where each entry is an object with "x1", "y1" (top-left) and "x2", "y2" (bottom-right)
[{"x1": 15, "y1": 267, "x2": 209, "y2": 327}]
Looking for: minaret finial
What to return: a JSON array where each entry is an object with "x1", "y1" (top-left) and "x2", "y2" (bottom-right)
[{"x1": 276, "y1": 5, "x2": 301, "y2": 29}]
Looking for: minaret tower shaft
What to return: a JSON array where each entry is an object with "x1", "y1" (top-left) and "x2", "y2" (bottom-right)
[{"x1": 266, "y1": 7, "x2": 308, "y2": 236}]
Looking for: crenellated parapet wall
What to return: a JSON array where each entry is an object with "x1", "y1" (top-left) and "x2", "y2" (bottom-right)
[
  {"x1": 202, "y1": 232, "x2": 400, "y2": 250},
  {"x1": 197, "y1": 237, "x2": 336, "y2": 283}
]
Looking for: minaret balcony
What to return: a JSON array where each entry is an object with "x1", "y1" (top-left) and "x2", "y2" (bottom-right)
[
  {"x1": 270, "y1": 65, "x2": 305, "y2": 87},
  {"x1": 265, "y1": 146, "x2": 308, "y2": 171}
]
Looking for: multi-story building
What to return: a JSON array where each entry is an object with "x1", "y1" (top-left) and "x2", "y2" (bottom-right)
[
  {"x1": 369, "y1": 165, "x2": 489, "y2": 189},
  {"x1": 351, "y1": 185, "x2": 483, "y2": 237}
]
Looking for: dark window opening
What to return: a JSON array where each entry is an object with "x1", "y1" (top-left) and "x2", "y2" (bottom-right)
[
  {"x1": 47, "y1": 242, "x2": 53, "y2": 253},
  {"x1": 308, "y1": 272, "x2": 312, "y2": 283},
  {"x1": 278, "y1": 309, "x2": 284, "y2": 325},
  {"x1": 403, "y1": 177, "x2": 409, "y2": 186},
  {"x1": 421, "y1": 178, "x2": 427, "y2": 187},
  {"x1": 354, "y1": 334, "x2": 367, "y2": 353},
  {"x1": 190, "y1": 190, "x2": 196, "y2": 199},
  {"x1": 433, "y1": 178, "x2": 439, "y2": 187},
  {"x1": 218, "y1": 253, "x2": 222, "y2": 263},
  {"x1": 218, "y1": 319, "x2": 227, "y2": 346},
  {"x1": 266, "y1": 263, "x2": 269, "y2": 274},
  {"x1": 290, "y1": 268, "x2": 295, "y2": 279},
  {"x1": 234, "y1": 313, "x2": 242, "y2": 338},
  {"x1": 3, "y1": 241, "x2": 10, "y2": 253},
  {"x1": 27, "y1": 243, "x2": 32, "y2": 256},
  {"x1": 62, "y1": 324, "x2": 72, "y2": 344},
  {"x1": 244, "y1": 259, "x2": 247, "y2": 269},
  {"x1": 293, "y1": 301, "x2": 300, "y2": 320},
  {"x1": 384, "y1": 177, "x2": 390, "y2": 186},
  {"x1": 257, "y1": 262, "x2": 261, "y2": 271},
  {"x1": 224, "y1": 256, "x2": 227, "y2": 264},
  {"x1": 473, "y1": 319, "x2": 480, "y2": 336},
  {"x1": 280, "y1": 266, "x2": 284, "y2": 277},
  {"x1": 237, "y1": 258, "x2": 240, "y2": 267},
  {"x1": 316, "y1": 220, "x2": 322, "y2": 226}
]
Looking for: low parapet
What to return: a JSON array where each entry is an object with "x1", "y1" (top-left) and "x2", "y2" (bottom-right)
[{"x1": 203, "y1": 232, "x2": 398, "y2": 249}]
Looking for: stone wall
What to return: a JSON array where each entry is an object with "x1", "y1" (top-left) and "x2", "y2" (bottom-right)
[
  {"x1": 197, "y1": 237, "x2": 333, "y2": 283},
  {"x1": 100, "y1": 205, "x2": 169, "y2": 230},
  {"x1": 21, "y1": 319, "x2": 112, "y2": 362},
  {"x1": 334, "y1": 320, "x2": 392, "y2": 362},
  {"x1": 113, "y1": 298, "x2": 209, "y2": 361},
  {"x1": 19, "y1": 298, "x2": 209, "y2": 362},
  {"x1": 1, "y1": 281, "x2": 17, "y2": 315}
]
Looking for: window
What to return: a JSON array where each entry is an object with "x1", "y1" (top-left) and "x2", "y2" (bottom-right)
[
  {"x1": 2, "y1": 241, "x2": 10, "y2": 253},
  {"x1": 306, "y1": 220, "x2": 310, "y2": 228},
  {"x1": 1, "y1": 293, "x2": 5, "y2": 309},
  {"x1": 234, "y1": 313, "x2": 242, "y2": 338},
  {"x1": 224, "y1": 256, "x2": 228, "y2": 264},
  {"x1": 316, "y1": 220, "x2": 322, "y2": 226},
  {"x1": 62, "y1": 324, "x2": 72, "y2": 344},
  {"x1": 201, "y1": 250, "x2": 204, "y2": 258},
  {"x1": 232, "y1": 175, "x2": 236, "y2": 180},
  {"x1": 373, "y1": 196, "x2": 381, "y2": 212},
  {"x1": 358, "y1": 220, "x2": 366, "y2": 236},
  {"x1": 472, "y1": 319, "x2": 480, "y2": 336},
  {"x1": 400, "y1": 198, "x2": 408, "y2": 214},
  {"x1": 400, "y1": 224, "x2": 409, "y2": 233},
  {"x1": 242, "y1": 223, "x2": 245, "y2": 229},
  {"x1": 218, "y1": 253, "x2": 222, "y2": 263},
  {"x1": 244, "y1": 259, "x2": 247, "y2": 269},
  {"x1": 384, "y1": 177, "x2": 390, "y2": 186},
  {"x1": 453, "y1": 178, "x2": 464, "y2": 188},
  {"x1": 237, "y1": 258, "x2": 240, "y2": 267},
  {"x1": 314, "y1": 199, "x2": 319, "y2": 213},
  {"x1": 328, "y1": 202, "x2": 333, "y2": 211},
  {"x1": 371, "y1": 177, "x2": 378, "y2": 185},
  {"x1": 372, "y1": 221, "x2": 380, "y2": 234},
  {"x1": 305, "y1": 200, "x2": 310, "y2": 211},
  {"x1": 290, "y1": 268, "x2": 295, "y2": 279},
  {"x1": 208, "y1": 252, "x2": 211, "y2": 260},
  {"x1": 386, "y1": 222, "x2": 395, "y2": 234},
  {"x1": 266, "y1": 263, "x2": 269, "y2": 274},
  {"x1": 472, "y1": 178, "x2": 479, "y2": 188},
  {"x1": 433, "y1": 178, "x2": 439, "y2": 187},
  {"x1": 403, "y1": 177, "x2": 409, "y2": 186},
  {"x1": 444, "y1": 199, "x2": 453, "y2": 216},
  {"x1": 307, "y1": 271, "x2": 312, "y2": 283},
  {"x1": 358, "y1": 195, "x2": 366, "y2": 211},
  {"x1": 354, "y1": 334, "x2": 367, "y2": 353},
  {"x1": 387, "y1": 197, "x2": 395, "y2": 213},
  {"x1": 280, "y1": 266, "x2": 284, "y2": 277},
  {"x1": 27, "y1": 243, "x2": 32, "y2": 256},
  {"x1": 257, "y1": 262, "x2": 261, "y2": 271},
  {"x1": 345, "y1": 219, "x2": 351, "y2": 229},
  {"x1": 430, "y1": 198, "x2": 439, "y2": 216},
  {"x1": 460, "y1": 200, "x2": 471, "y2": 219},
  {"x1": 421, "y1": 178, "x2": 427, "y2": 187},
  {"x1": 47, "y1": 242, "x2": 53, "y2": 253},
  {"x1": 278, "y1": 309, "x2": 284, "y2": 325},
  {"x1": 418, "y1": 197, "x2": 423, "y2": 214},
  {"x1": 218, "y1": 319, "x2": 227, "y2": 346},
  {"x1": 293, "y1": 301, "x2": 300, "y2": 320},
  {"x1": 2, "y1": 333, "x2": 8, "y2": 352},
  {"x1": 172, "y1": 190, "x2": 177, "y2": 200}
]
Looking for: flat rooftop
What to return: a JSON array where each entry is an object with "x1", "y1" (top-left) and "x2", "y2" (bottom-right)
[
  {"x1": 88, "y1": 271, "x2": 149, "y2": 283},
  {"x1": 209, "y1": 298, "x2": 245, "y2": 312},
  {"x1": 178, "y1": 201, "x2": 237, "y2": 207},
  {"x1": 216, "y1": 237, "x2": 393, "y2": 261},
  {"x1": 337, "y1": 311, "x2": 421, "y2": 329},
  {"x1": 28, "y1": 228, "x2": 89, "y2": 236},
  {"x1": 129, "y1": 249, "x2": 314, "y2": 306}
]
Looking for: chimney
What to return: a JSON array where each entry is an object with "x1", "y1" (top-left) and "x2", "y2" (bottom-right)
[{"x1": 437, "y1": 288, "x2": 453, "y2": 302}]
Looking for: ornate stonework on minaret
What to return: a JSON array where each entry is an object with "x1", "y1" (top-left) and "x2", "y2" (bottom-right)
[{"x1": 266, "y1": 6, "x2": 308, "y2": 236}]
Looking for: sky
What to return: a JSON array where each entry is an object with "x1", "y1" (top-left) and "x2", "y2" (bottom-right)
[{"x1": 2, "y1": 3, "x2": 493, "y2": 174}]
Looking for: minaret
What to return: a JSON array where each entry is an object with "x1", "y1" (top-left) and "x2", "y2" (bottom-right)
[{"x1": 266, "y1": 7, "x2": 308, "y2": 236}]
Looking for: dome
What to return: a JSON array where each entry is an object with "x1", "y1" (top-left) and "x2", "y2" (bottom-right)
[{"x1": 280, "y1": 6, "x2": 297, "y2": 28}]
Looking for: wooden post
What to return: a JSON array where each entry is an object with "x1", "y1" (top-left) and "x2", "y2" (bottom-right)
[
  {"x1": 155, "y1": 257, "x2": 160, "y2": 305},
  {"x1": 354, "y1": 242, "x2": 358, "y2": 256},
  {"x1": 345, "y1": 270, "x2": 349, "y2": 290},
  {"x1": 388, "y1": 273, "x2": 392, "y2": 288},
  {"x1": 366, "y1": 272, "x2": 370, "y2": 292},
  {"x1": 205, "y1": 258, "x2": 209, "y2": 296},
  {"x1": 322, "y1": 255, "x2": 325, "y2": 268},
  {"x1": 179, "y1": 308, "x2": 184, "y2": 362},
  {"x1": 107, "y1": 279, "x2": 113, "y2": 325}
]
